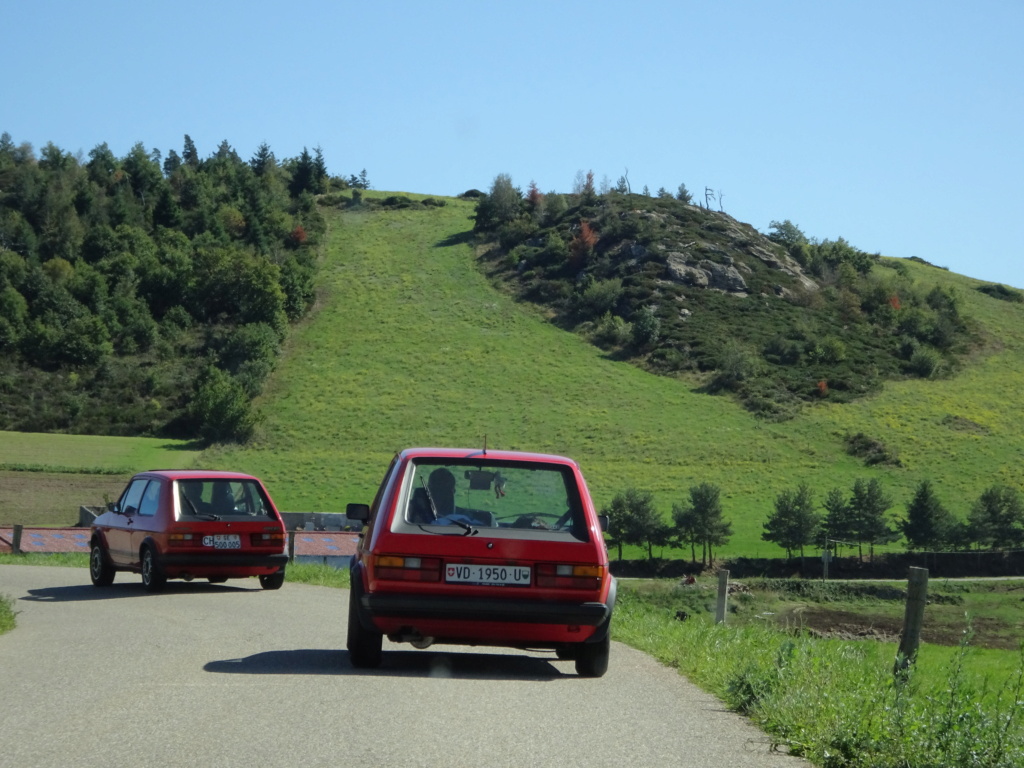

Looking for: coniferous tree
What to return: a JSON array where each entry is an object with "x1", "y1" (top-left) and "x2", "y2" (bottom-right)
[
  {"x1": 763, "y1": 483, "x2": 820, "y2": 560},
  {"x1": 182, "y1": 135, "x2": 200, "y2": 168},
  {"x1": 823, "y1": 487, "x2": 856, "y2": 556},
  {"x1": 850, "y1": 478, "x2": 896, "y2": 560},
  {"x1": 603, "y1": 488, "x2": 668, "y2": 560},
  {"x1": 967, "y1": 485, "x2": 1024, "y2": 550},
  {"x1": 312, "y1": 146, "x2": 328, "y2": 193},
  {"x1": 289, "y1": 147, "x2": 315, "y2": 198},
  {"x1": 674, "y1": 483, "x2": 731, "y2": 566},
  {"x1": 249, "y1": 143, "x2": 275, "y2": 177},
  {"x1": 901, "y1": 480, "x2": 957, "y2": 551}
]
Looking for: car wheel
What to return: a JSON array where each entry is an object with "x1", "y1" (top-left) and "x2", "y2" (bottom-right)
[
  {"x1": 89, "y1": 542, "x2": 115, "y2": 587},
  {"x1": 258, "y1": 569, "x2": 285, "y2": 590},
  {"x1": 141, "y1": 547, "x2": 167, "y2": 592},
  {"x1": 574, "y1": 635, "x2": 610, "y2": 678},
  {"x1": 347, "y1": 586, "x2": 382, "y2": 668}
]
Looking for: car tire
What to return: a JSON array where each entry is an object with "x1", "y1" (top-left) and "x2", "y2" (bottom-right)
[
  {"x1": 347, "y1": 585, "x2": 382, "y2": 668},
  {"x1": 259, "y1": 569, "x2": 286, "y2": 590},
  {"x1": 141, "y1": 547, "x2": 167, "y2": 593},
  {"x1": 89, "y1": 542, "x2": 115, "y2": 587},
  {"x1": 574, "y1": 634, "x2": 610, "y2": 678}
]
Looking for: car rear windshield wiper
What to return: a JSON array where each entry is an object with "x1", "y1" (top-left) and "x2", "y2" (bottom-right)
[{"x1": 447, "y1": 517, "x2": 478, "y2": 536}]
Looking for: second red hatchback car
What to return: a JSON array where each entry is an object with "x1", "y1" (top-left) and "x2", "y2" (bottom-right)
[
  {"x1": 89, "y1": 470, "x2": 289, "y2": 591},
  {"x1": 346, "y1": 448, "x2": 616, "y2": 676}
]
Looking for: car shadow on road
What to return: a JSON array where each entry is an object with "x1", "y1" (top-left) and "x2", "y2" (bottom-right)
[
  {"x1": 204, "y1": 648, "x2": 568, "y2": 681},
  {"x1": 21, "y1": 581, "x2": 258, "y2": 602}
]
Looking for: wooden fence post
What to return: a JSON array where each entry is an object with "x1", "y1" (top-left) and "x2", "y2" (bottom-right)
[
  {"x1": 287, "y1": 530, "x2": 296, "y2": 562},
  {"x1": 895, "y1": 566, "x2": 929, "y2": 676},
  {"x1": 715, "y1": 569, "x2": 730, "y2": 624},
  {"x1": 12, "y1": 524, "x2": 23, "y2": 555}
]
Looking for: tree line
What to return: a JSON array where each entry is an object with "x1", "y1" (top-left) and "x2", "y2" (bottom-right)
[
  {"x1": 0, "y1": 133, "x2": 360, "y2": 441},
  {"x1": 604, "y1": 478, "x2": 1024, "y2": 564}
]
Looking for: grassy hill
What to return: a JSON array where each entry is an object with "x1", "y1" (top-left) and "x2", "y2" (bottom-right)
[{"x1": 183, "y1": 192, "x2": 1024, "y2": 558}]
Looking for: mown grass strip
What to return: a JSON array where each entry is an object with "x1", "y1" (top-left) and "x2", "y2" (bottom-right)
[{"x1": 0, "y1": 463, "x2": 133, "y2": 475}]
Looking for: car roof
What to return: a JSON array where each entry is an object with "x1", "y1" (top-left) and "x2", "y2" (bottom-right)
[
  {"x1": 398, "y1": 447, "x2": 579, "y2": 468},
  {"x1": 133, "y1": 469, "x2": 262, "y2": 481}
]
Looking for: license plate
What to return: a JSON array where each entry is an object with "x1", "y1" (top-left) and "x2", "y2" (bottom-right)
[
  {"x1": 445, "y1": 563, "x2": 531, "y2": 586},
  {"x1": 205, "y1": 534, "x2": 241, "y2": 549}
]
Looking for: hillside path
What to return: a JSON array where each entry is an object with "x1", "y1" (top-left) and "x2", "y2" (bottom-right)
[{"x1": 0, "y1": 566, "x2": 808, "y2": 767}]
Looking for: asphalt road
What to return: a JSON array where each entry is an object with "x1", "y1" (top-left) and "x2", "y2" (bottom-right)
[{"x1": 0, "y1": 566, "x2": 808, "y2": 768}]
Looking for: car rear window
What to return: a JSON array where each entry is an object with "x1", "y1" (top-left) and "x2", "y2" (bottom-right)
[
  {"x1": 397, "y1": 460, "x2": 590, "y2": 541},
  {"x1": 176, "y1": 479, "x2": 275, "y2": 520}
]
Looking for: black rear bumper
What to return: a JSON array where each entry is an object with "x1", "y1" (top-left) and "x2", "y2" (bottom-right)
[
  {"x1": 160, "y1": 552, "x2": 289, "y2": 569},
  {"x1": 362, "y1": 592, "x2": 611, "y2": 626}
]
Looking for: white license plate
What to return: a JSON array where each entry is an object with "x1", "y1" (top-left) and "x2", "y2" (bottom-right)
[
  {"x1": 445, "y1": 563, "x2": 531, "y2": 586},
  {"x1": 205, "y1": 534, "x2": 241, "y2": 549}
]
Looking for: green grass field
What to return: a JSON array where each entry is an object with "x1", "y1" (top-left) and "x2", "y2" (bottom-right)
[
  {"x1": 10, "y1": 193, "x2": 1024, "y2": 558},
  {"x1": 0, "y1": 432, "x2": 203, "y2": 526}
]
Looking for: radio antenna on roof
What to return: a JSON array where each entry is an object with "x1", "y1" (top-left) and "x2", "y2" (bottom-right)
[{"x1": 483, "y1": 435, "x2": 487, "y2": 455}]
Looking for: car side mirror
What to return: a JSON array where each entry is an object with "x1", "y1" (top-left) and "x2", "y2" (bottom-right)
[
  {"x1": 108, "y1": 502, "x2": 122, "y2": 515},
  {"x1": 597, "y1": 515, "x2": 608, "y2": 532},
  {"x1": 346, "y1": 503, "x2": 370, "y2": 522}
]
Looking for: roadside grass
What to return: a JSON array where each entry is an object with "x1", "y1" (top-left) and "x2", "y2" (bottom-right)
[
  {"x1": 0, "y1": 552, "x2": 90, "y2": 567},
  {"x1": 9, "y1": 195, "x2": 1024, "y2": 561},
  {"x1": 0, "y1": 593, "x2": 14, "y2": 635},
  {"x1": 615, "y1": 581, "x2": 1024, "y2": 767}
]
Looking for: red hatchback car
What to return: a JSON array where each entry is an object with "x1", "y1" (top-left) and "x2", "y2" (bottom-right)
[
  {"x1": 89, "y1": 470, "x2": 289, "y2": 592},
  {"x1": 346, "y1": 448, "x2": 616, "y2": 676}
]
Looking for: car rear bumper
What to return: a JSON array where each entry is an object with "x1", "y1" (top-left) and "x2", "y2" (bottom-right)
[
  {"x1": 362, "y1": 592, "x2": 611, "y2": 626},
  {"x1": 160, "y1": 552, "x2": 289, "y2": 569}
]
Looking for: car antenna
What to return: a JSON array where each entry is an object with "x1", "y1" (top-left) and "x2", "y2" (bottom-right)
[{"x1": 482, "y1": 434, "x2": 487, "y2": 456}]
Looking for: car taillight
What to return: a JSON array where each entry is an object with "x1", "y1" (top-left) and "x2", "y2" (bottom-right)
[
  {"x1": 374, "y1": 555, "x2": 441, "y2": 582},
  {"x1": 168, "y1": 533, "x2": 195, "y2": 547},
  {"x1": 535, "y1": 563, "x2": 605, "y2": 589},
  {"x1": 250, "y1": 532, "x2": 286, "y2": 547}
]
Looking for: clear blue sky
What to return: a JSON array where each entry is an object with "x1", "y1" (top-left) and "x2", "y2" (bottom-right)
[{"x1": 4, "y1": 1, "x2": 1022, "y2": 287}]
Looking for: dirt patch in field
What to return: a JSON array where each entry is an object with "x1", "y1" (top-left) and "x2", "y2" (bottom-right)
[
  {"x1": 0, "y1": 471, "x2": 129, "y2": 526},
  {"x1": 782, "y1": 607, "x2": 1020, "y2": 650},
  {"x1": 778, "y1": 607, "x2": 902, "y2": 643}
]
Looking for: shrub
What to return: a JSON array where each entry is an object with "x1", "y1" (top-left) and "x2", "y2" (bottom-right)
[
  {"x1": 591, "y1": 312, "x2": 632, "y2": 348},
  {"x1": 845, "y1": 432, "x2": 901, "y2": 466},
  {"x1": 189, "y1": 366, "x2": 258, "y2": 443},
  {"x1": 763, "y1": 335, "x2": 801, "y2": 365},
  {"x1": 978, "y1": 283, "x2": 1023, "y2": 303},
  {"x1": 710, "y1": 340, "x2": 761, "y2": 391},
  {"x1": 575, "y1": 278, "x2": 622, "y2": 320},
  {"x1": 907, "y1": 348, "x2": 940, "y2": 378},
  {"x1": 631, "y1": 306, "x2": 661, "y2": 349}
]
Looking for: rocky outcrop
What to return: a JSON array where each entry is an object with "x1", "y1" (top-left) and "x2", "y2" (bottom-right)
[{"x1": 666, "y1": 253, "x2": 748, "y2": 294}]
